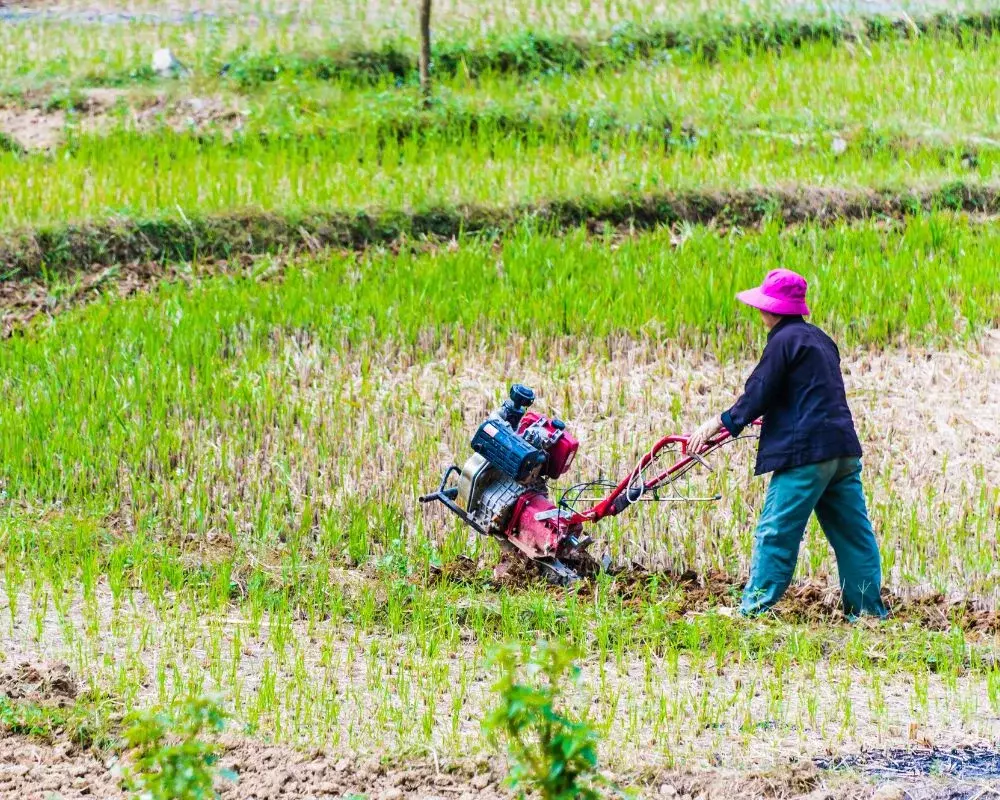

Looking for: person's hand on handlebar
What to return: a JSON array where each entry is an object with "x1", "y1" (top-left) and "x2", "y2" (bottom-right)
[{"x1": 687, "y1": 416, "x2": 723, "y2": 455}]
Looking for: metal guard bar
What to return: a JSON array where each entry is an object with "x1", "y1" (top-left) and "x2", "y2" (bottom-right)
[{"x1": 418, "y1": 465, "x2": 490, "y2": 536}]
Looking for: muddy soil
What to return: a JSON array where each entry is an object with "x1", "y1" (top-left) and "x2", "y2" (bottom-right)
[
  {"x1": 214, "y1": 746, "x2": 511, "y2": 800},
  {"x1": 431, "y1": 559, "x2": 1000, "y2": 635},
  {"x1": 819, "y1": 745, "x2": 1000, "y2": 780},
  {"x1": 817, "y1": 747, "x2": 1000, "y2": 800},
  {"x1": 0, "y1": 90, "x2": 126, "y2": 151},
  {"x1": 0, "y1": 660, "x2": 890, "y2": 798},
  {"x1": 0, "y1": 735, "x2": 118, "y2": 800},
  {"x1": 4, "y1": 724, "x2": 1000, "y2": 800},
  {"x1": 0, "y1": 261, "x2": 168, "y2": 336},
  {"x1": 0, "y1": 91, "x2": 246, "y2": 151},
  {"x1": 0, "y1": 729, "x2": 865, "y2": 800},
  {"x1": 0, "y1": 107, "x2": 65, "y2": 151}
]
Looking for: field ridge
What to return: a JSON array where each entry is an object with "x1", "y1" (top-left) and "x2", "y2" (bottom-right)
[
  {"x1": 5, "y1": 181, "x2": 997, "y2": 276},
  {"x1": 88, "y1": 9, "x2": 1000, "y2": 89}
]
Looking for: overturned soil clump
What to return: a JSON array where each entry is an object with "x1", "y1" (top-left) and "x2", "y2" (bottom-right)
[
  {"x1": 0, "y1": 661, "x2": 79, "y2": 706},
  {"x1": 0, "y1": 734, "x2": 118, "y2": 800},
  {"x1": 215, "y1": 747, "x2": 509, "y2": 799},
  {"x1": 2, "y1": 731, "x2": 995, "y2": 799}
]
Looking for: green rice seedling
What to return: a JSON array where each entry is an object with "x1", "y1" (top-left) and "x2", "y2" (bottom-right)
[
  {"x1": 2, "y1": 93, "x2": 999, "y2": 234},
  {"x1": 0, "y1": 691, "x2": 114, "y2": 750},
  {"x1": 230, "y1": 32, "x2": 1000, "y2": 149},
  {"x1": 1, "y1": 220, "x2": 996, "y2": 592},
  {"x1": 10, "y1": 27, "x2": 1000, "y2": 244}
]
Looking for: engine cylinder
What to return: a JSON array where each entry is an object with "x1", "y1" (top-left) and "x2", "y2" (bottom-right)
[{"x1": 518, "y1": 412, "x2": 579, "y2": 479}]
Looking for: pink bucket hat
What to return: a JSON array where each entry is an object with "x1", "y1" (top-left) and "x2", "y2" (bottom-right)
[{"x1": 736, "y1": 268, "x2": 810, "y2": 316}]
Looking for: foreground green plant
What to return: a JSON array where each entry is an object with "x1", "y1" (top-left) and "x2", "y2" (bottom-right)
[
  {"x1": 121, "y1": 697, "x2": 234, "y2": 800},
  {"x1": 486, "y1": 640, "x2": 619, "y2": 800}
]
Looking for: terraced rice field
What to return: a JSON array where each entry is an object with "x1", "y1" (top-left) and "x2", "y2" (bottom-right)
[{"x1": 1, "y1": 1, "x2": 1000, "y2": 799}]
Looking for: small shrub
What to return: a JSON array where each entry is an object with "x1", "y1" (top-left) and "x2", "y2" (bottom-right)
[
  {"x1": 484, "y1": 639, "x2": 618, "y2": 800},
  {"x1": 121, "y1": 697, "x2": 234, "y2": 800}
]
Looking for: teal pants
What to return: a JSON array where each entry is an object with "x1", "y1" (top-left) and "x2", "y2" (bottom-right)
[{"x1": 742, "y1": 457, "x2": 888, "y2": 619}]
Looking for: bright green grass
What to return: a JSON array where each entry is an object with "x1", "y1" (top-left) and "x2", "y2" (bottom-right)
[
  {"x1": 437, "y1": 33, "x2": 1000, "y2": 136},
  {"x1": 4, "y1": 0, "x2": 1000, "y2": 773},
  {"x1": 48, "y1": 31, "x2": 1000, "y2": 144},
  {"x1": 1, "y1": 219, "x2": 999, "y2": 762},
  {"x1": 9, "y1": 33, "x2": 1000, "y2": 229},
  {"x1": 0, "y1": 125, "x2": 992, "y2": 229},
  {"x1": 19, "y1": 26, "x2": 1000, "y2": 139},
  {"x1": 228, "y1": 32, "x2": 1000, "y2": 138}
]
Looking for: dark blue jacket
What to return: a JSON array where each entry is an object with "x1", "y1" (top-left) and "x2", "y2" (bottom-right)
[{"x1": 721, "y1": 316, "x2": 861, "y2": 475}]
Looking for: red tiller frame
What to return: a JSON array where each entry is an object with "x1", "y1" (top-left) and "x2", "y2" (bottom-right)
[{"x1": 563, "y1": 421, "x2": 761, "y2": 525}]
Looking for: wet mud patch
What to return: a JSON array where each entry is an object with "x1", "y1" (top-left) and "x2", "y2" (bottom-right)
[
  {"x1": 590, "y1": 565, "x2": 865, "y2": 626},
  {"x1": 428, "y1": 553, "x2": 484, "y2": 584},
  {"x1": 818, "y1": 746, "x2": 1000, "y2": 780},
  {"x1": 621, "y1": 568, "x2": 1000, "y2": 634}
]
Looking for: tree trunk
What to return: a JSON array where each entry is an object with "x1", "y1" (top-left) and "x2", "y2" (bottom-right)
[{"x1": 418, "y1": 0, "x2": 432, "y2": 107}]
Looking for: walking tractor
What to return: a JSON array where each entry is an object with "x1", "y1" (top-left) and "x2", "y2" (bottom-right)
[{"x1": 420, "y1": 383, "x2": 759, "y2": 582}]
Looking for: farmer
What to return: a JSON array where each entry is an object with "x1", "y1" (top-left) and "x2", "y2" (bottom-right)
[{"x1": 686, "y1": 269, "x2": 888, "y2": 619}]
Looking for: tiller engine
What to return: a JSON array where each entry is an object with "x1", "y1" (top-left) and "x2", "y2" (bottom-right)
[{"x1": 420, "y1": 383, "x2": 755, "y2": 582}]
